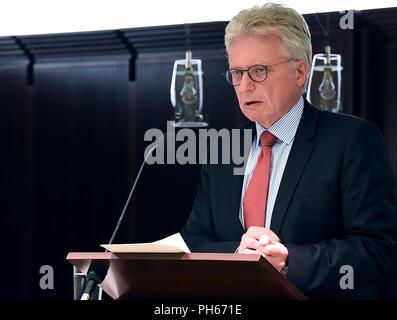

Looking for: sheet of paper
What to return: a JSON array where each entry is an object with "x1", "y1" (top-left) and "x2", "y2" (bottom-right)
[{"x1": 100, "y1": 232, "x2": 191, "y2": 253}]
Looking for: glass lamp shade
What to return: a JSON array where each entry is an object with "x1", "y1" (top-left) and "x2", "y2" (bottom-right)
[
  {"x1": 170, "y1": 56, "x2": 208, "y2": 128},
  {"x1": 306, "y1": 53, "x2": 343, "y2": 113}
]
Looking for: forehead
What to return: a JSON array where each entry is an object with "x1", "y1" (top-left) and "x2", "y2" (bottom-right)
[{"x1": 228, "y1": 33, "x2": 284, "y2": 67}]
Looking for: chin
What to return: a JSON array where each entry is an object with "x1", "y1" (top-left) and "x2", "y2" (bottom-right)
[{"x1": 242, "y1": 109, "x2": 265, "y2": 124}]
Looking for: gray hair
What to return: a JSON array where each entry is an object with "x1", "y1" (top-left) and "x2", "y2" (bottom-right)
[{"x1": 225, "y1": 3, "x2": 312, "y2": 68}]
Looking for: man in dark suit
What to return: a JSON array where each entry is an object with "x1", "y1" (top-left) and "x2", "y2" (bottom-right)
[{"x1": 181, "y1": 3, "x2": 397, "y2": 299}]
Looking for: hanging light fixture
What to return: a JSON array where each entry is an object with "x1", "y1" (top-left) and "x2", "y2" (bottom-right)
[
  {"x1": 170, "y1": 24, "x2": 208, "y2": 127},
  {"x1": 306, "y1": 13, "x2": 343, "y2": 113}
]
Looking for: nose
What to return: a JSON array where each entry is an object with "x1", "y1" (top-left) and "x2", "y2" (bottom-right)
[{"x1": 238, "y1": 71, "x2": 255, "y2": 92}]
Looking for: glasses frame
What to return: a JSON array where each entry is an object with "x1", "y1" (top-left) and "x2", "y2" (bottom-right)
[{"x1": 225, "y1": 59, "x2": 296, "y2": 86}]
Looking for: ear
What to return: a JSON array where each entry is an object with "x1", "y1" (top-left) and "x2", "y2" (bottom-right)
[{"x1": 296, "y1": 60, "x2": 309, "y2": 87}]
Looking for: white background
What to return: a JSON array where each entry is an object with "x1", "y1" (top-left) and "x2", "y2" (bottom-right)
[{"x1": 1, "y1": 0, "x2": 397, "y2": 37}]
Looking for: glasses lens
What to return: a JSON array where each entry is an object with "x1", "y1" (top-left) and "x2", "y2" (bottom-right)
[
  {"x1": 226, "y1": 70, "x2": 243, "y2": 86},
  {"x1": 225, "y1": 65, "x2": 268, "y2": 86},
  {"x1": 248, "y1": 65, "x2": 268, "y2": 82},
  {"x1": 225, "y1": 71, "x2": 232, "y2": 85},
  {"x1": 225, "y1": 70, "x2": 236, "y2": 86}
]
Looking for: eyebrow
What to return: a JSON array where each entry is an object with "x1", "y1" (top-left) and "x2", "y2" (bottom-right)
[{"x1": 229, "y1": 62, "x2": 270, "y2": 69}]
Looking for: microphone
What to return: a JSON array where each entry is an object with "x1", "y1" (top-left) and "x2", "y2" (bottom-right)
[
  {"x1": 80, "y1": 143, "x2": 159, "y2": 300},
  {"x1": 80, "y1": 267, "x2": 107, "y2": 300}
]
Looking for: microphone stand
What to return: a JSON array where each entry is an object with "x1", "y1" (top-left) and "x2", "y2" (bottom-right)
[
  {"x1": 107, "y1": 143, "x2": 159, "y2": 246},
  {"x1": 80, "y1": 144, "x2": 159, "y2": 300}
]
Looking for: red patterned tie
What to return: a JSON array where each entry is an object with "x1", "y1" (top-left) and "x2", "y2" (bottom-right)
[{"x1": 244, "y1": 131, "x2": 277, "y2": 229}]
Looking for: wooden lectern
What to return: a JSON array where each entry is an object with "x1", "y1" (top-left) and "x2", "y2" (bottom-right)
[{"x1": 66, "y1": 252, "x2": 305, "y2": 300}]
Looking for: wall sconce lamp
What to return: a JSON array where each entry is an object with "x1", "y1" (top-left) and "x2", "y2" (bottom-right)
[
  {"x1": 306, "y1": 14, "x2": 343, "y2": 113},
  {"x1": 170, "y1": 50, "x2": 207, "y2": 127},
  {"x1": 170, "y1": 24, "x2": 208, "y2": 128}
]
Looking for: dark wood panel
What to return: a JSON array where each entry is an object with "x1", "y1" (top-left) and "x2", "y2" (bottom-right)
[
  {"x1": 21, "y1": 58, "x2": 133, "y2": 299},
  {"x1": 0, "y1": 63, "x2": 30, "y2": 298}
]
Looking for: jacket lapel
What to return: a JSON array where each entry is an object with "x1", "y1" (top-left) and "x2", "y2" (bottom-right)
[{"x1": 270, "y1": 102, "x2": 319, "y2": 234}]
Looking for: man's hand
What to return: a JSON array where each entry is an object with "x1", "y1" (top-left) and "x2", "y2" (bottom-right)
[{"x1": 237, "y1": 226, "x2": 288, "y2": 272}]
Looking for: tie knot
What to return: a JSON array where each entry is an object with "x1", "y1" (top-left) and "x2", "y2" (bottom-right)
[{"x1": 260, "y1": 131, "x2": 277, "y2": 147}]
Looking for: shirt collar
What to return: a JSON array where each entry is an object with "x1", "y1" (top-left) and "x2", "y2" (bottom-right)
[{"x1": 254, "y1": 96, "x2": 304, "y2": 146}]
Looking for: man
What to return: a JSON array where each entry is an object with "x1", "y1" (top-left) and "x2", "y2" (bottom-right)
[{"x1": 181, "y1": 3, "x2": 397, "y2": 299}]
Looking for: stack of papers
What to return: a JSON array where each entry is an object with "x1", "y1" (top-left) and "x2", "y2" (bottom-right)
[{"x1": 100, "y1": 233, "x2": 191, "y2": 253}]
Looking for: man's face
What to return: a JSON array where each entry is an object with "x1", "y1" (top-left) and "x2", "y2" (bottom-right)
[{"x1": 228, "y1": 33, "x2": 307, "y2": 128}]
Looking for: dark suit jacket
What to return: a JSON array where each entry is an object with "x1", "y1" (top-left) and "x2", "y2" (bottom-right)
[{"x1": 181, "y1": 101, "x2": 397, "y2": 299}]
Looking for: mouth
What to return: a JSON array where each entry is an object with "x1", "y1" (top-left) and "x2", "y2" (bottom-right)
[{"x1": 244, "y1": 101, "x2": 262, "y2": 108}]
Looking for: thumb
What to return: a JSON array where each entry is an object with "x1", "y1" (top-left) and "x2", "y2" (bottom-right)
[
  {"x1": 259, "y1": 234, "x2": 271, "y2": 246},
  {"x1": 264, "y1": 242, "x2": 287, "y2": 256}
]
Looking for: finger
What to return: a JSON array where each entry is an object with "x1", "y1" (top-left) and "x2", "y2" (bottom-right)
[
  {"x1": 266, "y1": 229, "x2": 280, "y2": 242},
  {"x1": 240, "y1": 234, "x2": 260, "y2": 250},
  {"x1": 245, "y1": 226, "x2": 267, "y2": 240},
  {"x1": 258, "y1": 234, "x2": 270, "y2": 246},
  {"x1": 246, "y1": 226, "x2": 280, "y2": 242},
  {"x1": 263, "y1": 242, "x2": 288, "y2": 257}
]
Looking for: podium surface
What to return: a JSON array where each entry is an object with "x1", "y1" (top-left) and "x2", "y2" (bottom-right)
[{"x1": 67, "y1": 252, "x2": 305, "y2": 300}]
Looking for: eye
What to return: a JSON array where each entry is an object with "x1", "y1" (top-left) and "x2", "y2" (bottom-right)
[
  {"x1": 230, "y1": 69, "x2": 243, "y2": 78},
  {"x1": 251, "y1": 65, "x2": 267, "y2": 75}
]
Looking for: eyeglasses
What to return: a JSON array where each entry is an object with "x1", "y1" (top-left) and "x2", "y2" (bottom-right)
[{"x1": 225, "y1": 59, "x2": 294, "y2": 86}]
